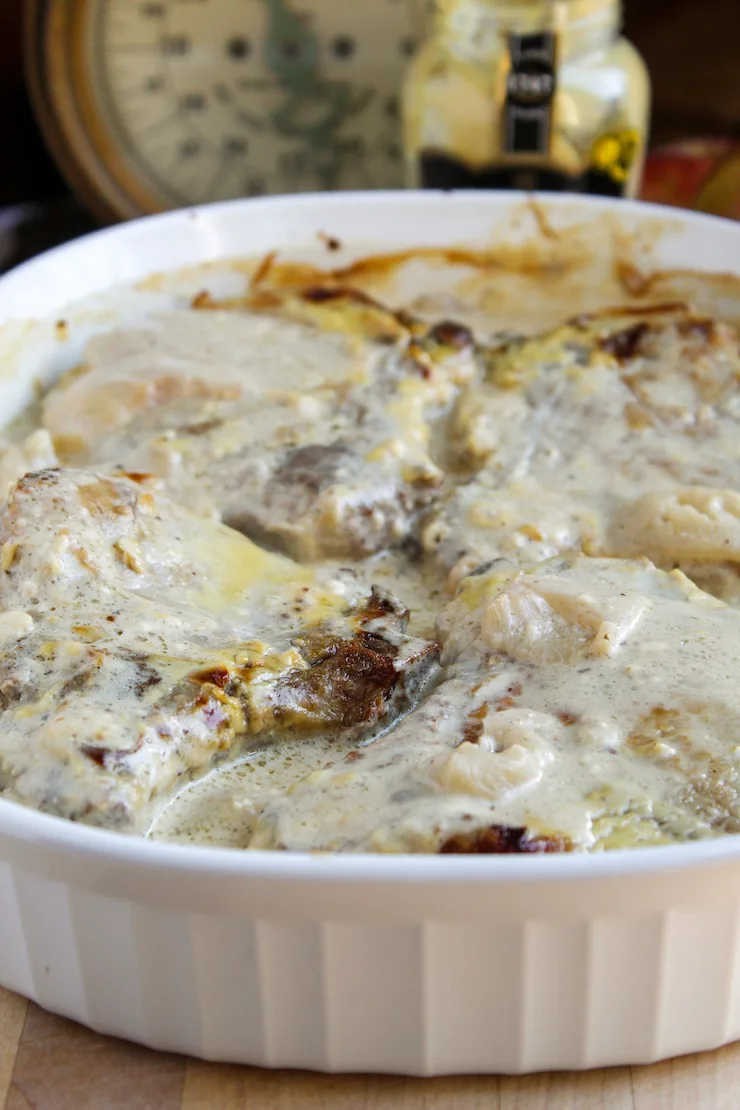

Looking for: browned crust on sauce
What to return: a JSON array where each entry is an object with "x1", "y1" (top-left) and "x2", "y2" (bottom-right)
[
  {"x1": 425, "y1": 320, "x2": 474, "y2": 350},
  {"x1": 300, "y1": 285, "x2": 381, "y2": 308},
  {"x1": 189, "y1": 665, "x2": 231, "y2": 690},
  {"x1": 356, "y1": 587, "x2": 410, "y2": 627},
  {"x1": 250, "y1": 250, "x2": 279, "y2": 289},
  {"x1": 461, "y1": 703, "x2": 488, "y2": 745},
  {"x1": 569, "y1": 301, "x2": 690, "y2": 328},
  {"x1": 599, "y1": 322, "x2": 652, "y2": 363},
  {"x1": 439, "y1": 825, "x2": 572, "y2": 854},
  {"x1": 191, "y1": 290, "x2": 217, "y2": 309},
  {"x1": 318, "y1": 232, "x2": 342, "y2": 252}
]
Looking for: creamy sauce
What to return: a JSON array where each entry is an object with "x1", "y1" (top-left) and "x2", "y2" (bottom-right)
[
  {"x1": 0, "y1": 467, "x2": 438, "y2": 831},
  {"x1": 424, "y1": 306, "x2": 740, "y2": 591},
  {"x1": 250, "y1": 556, "x2": 740, "y2": 852},
  {"x1": 3, "y1": 275, "x2": 740, "y2": 852},
  {"x1": 152, "y1": 737, "x2": 350, "y2": 847}
]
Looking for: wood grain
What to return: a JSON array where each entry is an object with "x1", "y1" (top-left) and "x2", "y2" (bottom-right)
[
  {"x1": 5, "y1": 1002, "x2": 185, "y2": 1110},
  {"x1": 632, "y1": 1043, "x2": 740, "y2": 1110},
  {"x1": 0, "y1": 988, "x2": 738, "y2": 1109},
  {"x1": 498, "y1": 1070, "x2": 633, "y2": 1110},
  {"x1": 182, "y1": 1066, "x2": 507, "y2": 1110},
  {"x1": 0, "y1": 991, "x2": 27, "y2": 1109}
]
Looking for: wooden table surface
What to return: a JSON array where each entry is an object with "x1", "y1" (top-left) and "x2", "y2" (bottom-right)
[{"x1": 2, "y1": 987, "x2": 740, "y2": 1109}]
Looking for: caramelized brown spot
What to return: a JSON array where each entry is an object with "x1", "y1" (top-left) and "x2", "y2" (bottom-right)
[
  {"x1": 191, "y1": 290, "x2": 217, "y2": 309},
  {"x1": 16, "y1": 469, "x2": 58, "y2": 490},
  {"x1": 493, "y1": 696, "x2": 515, "y2": 712},
  {"x1": 440, "y1": 824, "x2": 571, "y2": 854},
  {"x1": 81, "y1": 736, "x2": 144, "y2": 768},
  {"x1": 318, "y1": 232, "x2": 342, "y2": 252},
  {"x1": 599, "y1": 322, "x2": 651, "y2": 363},
  {"x1": 250, "y1": 250, "x2": 278, "y2": 289},
  {"x1": 570, "y1": 302, "x2": 688, "y2": 328},
  {"x1": 189, "y1": 665, "x2": 230, "y2": 690},
  {"x1": 78, "y1": 479, "x2": 132, "y2": 518},
  {"x1": 492, "y1": 681, "x2": 522, "y2": 713},
  {"x1": 301, "y1": 284, "x2": 377, "y2": 308},
  {"x1": 357, "y1": 587, "x2": 409, "y2": 626},
  {"x1": 461, "y1": 703, "x2": 488, "y2": 745},
  {"x1": 120, "y1": 471, "x2": 156, "y2": 485},
  {"x1": 557, "y1": 710, "x2": 579, "y2": 726},
  {"x1": 678, "y1": 316, "x2": 717, "y2": 343},
  {"x1": 81, "y1": 744, "x2": 107, "y2": 767},
  {"x1": 426, "y1": 320, "x2": 474, "y2": 350}
]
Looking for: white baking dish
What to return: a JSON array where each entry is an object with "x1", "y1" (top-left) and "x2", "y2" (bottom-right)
[{"x1": 2, "y1": 191, "x2": 740, "y2": 1075}]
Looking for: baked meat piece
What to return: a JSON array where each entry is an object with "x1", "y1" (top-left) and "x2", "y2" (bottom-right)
[
  {"x1": 0, "y1": 469, "x2": 438, "y2": 830},
  {"x1": 44, "y1": 303, "x2": 479, "y2": 560},
  {"x1": 250, "y1": 554, "x2": 740, "y2": 852},
  {"x1": 422, "y1": 304, "x2": 740, "y2": 598}
]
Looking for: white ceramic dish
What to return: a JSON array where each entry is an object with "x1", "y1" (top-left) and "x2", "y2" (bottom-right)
[{"x1": 2, "y1": 191, "x2": 740, "y2": 1075}]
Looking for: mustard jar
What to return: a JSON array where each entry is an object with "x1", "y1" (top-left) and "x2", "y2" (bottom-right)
[{"x1": 402, "y1": 0, "x2": 650, "y2": 197}]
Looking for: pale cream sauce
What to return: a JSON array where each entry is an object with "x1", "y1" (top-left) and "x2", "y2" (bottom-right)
[{"x1": 3, "y1": 287, "x2": 740, "y2": 852}]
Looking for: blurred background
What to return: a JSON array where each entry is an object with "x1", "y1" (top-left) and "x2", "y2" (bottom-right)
[{"x1": 1, "y1": 0, "x2": 739, "y2": 269}]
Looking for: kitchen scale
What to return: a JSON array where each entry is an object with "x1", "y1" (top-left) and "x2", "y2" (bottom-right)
[{"x1": 26, "y1": 0, "x2": 425, "y2": 223}]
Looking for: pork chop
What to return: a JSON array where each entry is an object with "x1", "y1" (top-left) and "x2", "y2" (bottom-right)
[
  {"x1": 250, "y1": 554, "x2": 740, "y2": 852},
  {"x1": 421, "y1": 304, "x2": 740, "y2": 598},
  {"x1": 43, "y1": 303, "x2": 479, "y2": 560},
  {"x1": 0, "y1": 469, "x2": 439, "y2": 830}
]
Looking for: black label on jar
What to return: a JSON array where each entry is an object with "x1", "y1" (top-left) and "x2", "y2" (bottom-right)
[
  {"x1": 419, "y1": 153, "x2": 627, "y2": 197},
  {"x1": 503, "y1": 32, "x2": 557, "y2": 156}
]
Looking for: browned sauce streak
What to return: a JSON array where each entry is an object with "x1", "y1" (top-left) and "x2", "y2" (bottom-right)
[
  {"x1": 189, "y1": 665, "x2": 231, "y2": 690},
  {"x1": 599, "y1": 322, "x2": 652, "y2": 362},
  {"x1": 439, "y1": 825, "x2": 572, "y2": 854},
  {"x1": 570, "y1": 302, "x2": 689, "y2": 327}
]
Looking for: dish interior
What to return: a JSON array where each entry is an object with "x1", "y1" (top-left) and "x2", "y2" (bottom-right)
[{"x1": 2, "y1": 193, "x2": 740, "y2": 858}]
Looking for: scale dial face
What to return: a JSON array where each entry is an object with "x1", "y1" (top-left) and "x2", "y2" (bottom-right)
[{"x1": 29, "y1": 0, "x2": 424, "y2": 220}]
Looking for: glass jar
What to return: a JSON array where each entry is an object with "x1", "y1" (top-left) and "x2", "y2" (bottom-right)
[{"x1": 402, "y1": 0, "x2": 650, "y2": 197}]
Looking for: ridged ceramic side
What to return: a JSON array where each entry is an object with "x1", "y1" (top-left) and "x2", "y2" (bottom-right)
[
  {"x1": 4, "y1": 820, "x2": 740, "y2": 1073},
  {"x1": 0, "y1": 192, "x2": 740, "y2": 1073}
]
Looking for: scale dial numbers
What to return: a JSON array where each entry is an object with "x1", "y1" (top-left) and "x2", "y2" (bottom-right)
[{"x1": 27, "y1": 0, "x2": 424, "y2": 220}]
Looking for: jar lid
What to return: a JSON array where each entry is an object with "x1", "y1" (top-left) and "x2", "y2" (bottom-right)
[{"x1": 433, "y1": 0, "x2": 620, "y2": 31}]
